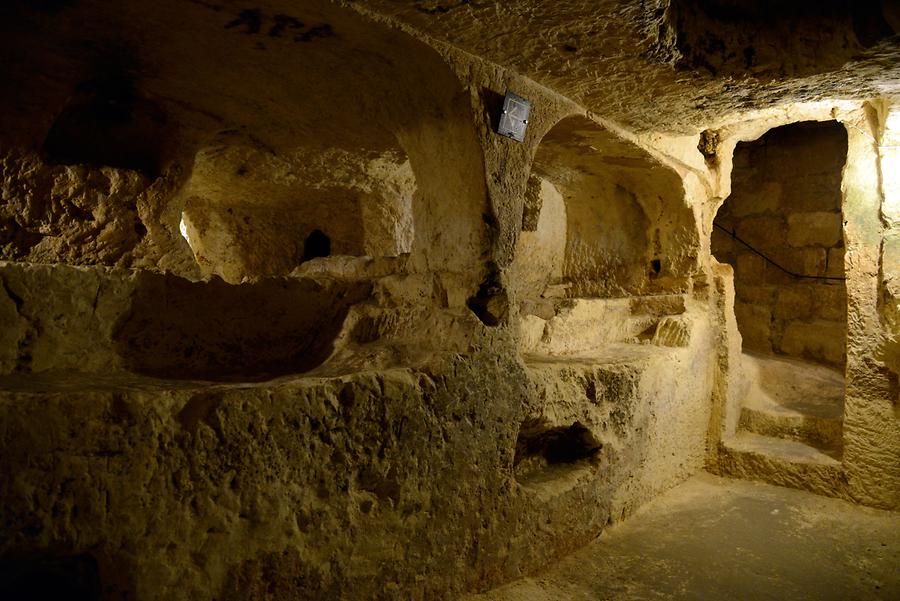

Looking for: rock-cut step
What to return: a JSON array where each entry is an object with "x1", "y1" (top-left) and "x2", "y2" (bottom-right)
[
  {"x1": 718, "y1": 432, "x2": 845, "y2": 499},
  {"x1": 737, "y1": 353, "x2": 844, "y2": 456},
  {"x1": 737, "y1": 387, "x2": 843, "y2": 457}
]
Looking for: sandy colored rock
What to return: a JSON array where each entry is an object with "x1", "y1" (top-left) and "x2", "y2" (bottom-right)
[
  {"x1": 713, "y1": 121, "x2": 849, "y2": 367},
  {"x1": 0, "y1": 2, "x2": 897, "y2": 600},
  {"x1": 787, "y1": 212, "x2": 844, "y2": 248},
  {"x1": 461, "y1": 474, "x2": 900, "y2": 601}
]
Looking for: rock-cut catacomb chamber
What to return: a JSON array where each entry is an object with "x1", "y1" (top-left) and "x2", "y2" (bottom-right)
[
  {"x1": 514, "y1": 114, "x2": 702, "y2": 359},
  {"x1": 0, "y1": 0, "x2": 490, "y2": 383},
  {"x1": 178, "y1": 144, "x2": 418, "y2": 283},
  {"x1": 0, "y1": 1, "x2": 898, "y2": 600}
]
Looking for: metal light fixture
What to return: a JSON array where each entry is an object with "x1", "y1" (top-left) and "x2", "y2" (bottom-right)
[{"x1": 497, "y1": 90, "x2": 531, "y2": 142}]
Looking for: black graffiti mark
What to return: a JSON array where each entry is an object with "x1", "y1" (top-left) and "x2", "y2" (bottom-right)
[
  {"x1": 269, "y1": 14, "x2": 304, "y2": 38},
  {"x1": 295, "y1": 23, "x2": 333, "y2": 43},
  {"x1": 223, "y1": 8, "x2": 334, "y2": 43},
  {"x1": 225, "y1": 8, "x2": 262, "y2": 34},
  {"x1": 416, "y1": 0, "x2": 471, "y2": 15}
]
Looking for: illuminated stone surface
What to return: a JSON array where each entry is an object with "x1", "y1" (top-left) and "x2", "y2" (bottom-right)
[{"x1": 0, "y1": 1, "x2": 897, "y2": 599}]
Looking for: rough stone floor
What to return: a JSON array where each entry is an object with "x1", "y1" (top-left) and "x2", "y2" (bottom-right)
[{"x1": 463, "y1": 474, "x2": 900, "y2": 601}]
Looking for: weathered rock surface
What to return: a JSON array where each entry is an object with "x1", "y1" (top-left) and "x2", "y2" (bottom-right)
[
  {"x1": 0, "y1": 297, "x2": 714, "y2": 600},
  {"x1": 712, "y1": 121, "x2": 849, "y2": 366},
  {"x1": 358, "y1": 0, "x2": 900, "y2": 135},
  {"x1": 0, "y1": 1, "x2": 897, "y2": 600}
]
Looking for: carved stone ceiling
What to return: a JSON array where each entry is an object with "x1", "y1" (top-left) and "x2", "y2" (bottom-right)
[{"x1": 357, "y1": 0, "x2": 900, "y2": 133}]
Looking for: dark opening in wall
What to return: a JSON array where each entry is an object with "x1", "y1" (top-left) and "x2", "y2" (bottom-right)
[
  {"x1": 513, "y1": 420, "x2": 601, "y2": 484},
  {"x1": 526, "y1": 115, "x2": 696, "y2": 299},
  {"x1": 41, "y1": 66, "x2": 166, "y2": 179},
  {"x1": 712, "y1": 120, "x2": 848, "y2": 367},
  {"x1": 664, "y1": 0, "x2": 896, "y2": 76},
  {"x1": 0, "y1": 554, "x2": 102, "y2": 601},
  {"x1": 467, "y1": 264, "x2": 509, "y2": 327},
  {"x1": 302, "y1": 229, "x2": 331, "y2": 262}
]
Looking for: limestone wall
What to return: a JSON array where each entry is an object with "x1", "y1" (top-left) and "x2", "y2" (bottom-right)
[
  {"x1": 840, "y1": 103, "x2": 900, "y2": 511},
  {"x1": 0, "y1": 1, "x2": 896, "y2": 600},
  {"x1": 180, "y1": 147, "x2": 417, "y2": 283},
  {"x1": 706, "y1": 103, "x2": 900, "y2": 512},
  {"x1": 0, "y1": 332, "x2": 716, "y2": 600},
  {"x1": 880, "y1": 105, "x2": 900, "y2": 414},
  {"x1": 0, "y1": 150, "x2": 199, "y2": 278},
  {"x1": 712, "y1": 121, "x2": 848, "y2": 366},
  {"x1": 0, "y1": 9, "x2": 722, "y2": 596}
]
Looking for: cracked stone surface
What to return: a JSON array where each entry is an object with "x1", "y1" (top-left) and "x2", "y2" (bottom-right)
[{"x1": 0, "y1": 1, "x2": 897, "y2": 599}]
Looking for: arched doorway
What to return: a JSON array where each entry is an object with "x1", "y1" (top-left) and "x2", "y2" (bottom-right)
[
  {"x1": 513, "y1": 114, "x2": 700, "y2": 355},
  {"x1": 712, "y1": 120, "x2": 848, "y2": 460}
]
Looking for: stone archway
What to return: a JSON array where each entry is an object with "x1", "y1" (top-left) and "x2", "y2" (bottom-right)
[
  {"x1": 711, "y1": 119, "x2": 850, "y2": 474},
  {"x1": 514, "y1": 114, "x2": 698, "y2": 301}
]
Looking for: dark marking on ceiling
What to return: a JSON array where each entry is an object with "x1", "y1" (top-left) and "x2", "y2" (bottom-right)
[
  {"x1": 416, "y1": 0, "x2": 471, "y2": 16},
  {"x1": 224, "y1": 8, "x2": 334, "y2": 43}
]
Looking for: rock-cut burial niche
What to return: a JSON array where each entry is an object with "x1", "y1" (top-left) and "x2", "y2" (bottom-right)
[
  {"x1": 178, "y1": 145, "x2": 416, "y2": 283},
  {"x1": 116, "y1": 4, "x2": 489, "y2": 380},
  {"x1": 513, "y1": 419, "x2": 602, "y2": 489},
  {"x1": 0, "y1": 55, "x2": 166, "y2": 268},
  {"x1": 711, "y1": 121, "x2": 848, "y2": 367},
  {"x1": 512, "y1": 115, "x2": 697, "y2": 300},
  {"x1": 1, "y1": 0, "x2": 491, "y2": 382}
]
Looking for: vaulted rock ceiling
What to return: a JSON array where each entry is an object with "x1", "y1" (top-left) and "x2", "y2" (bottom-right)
[
  {"x1": 2, "y1": 0, "x2": 897, "y2": 154},
  {"x1": 359, "y1": 0, "x2": 899, "y2": 132}
]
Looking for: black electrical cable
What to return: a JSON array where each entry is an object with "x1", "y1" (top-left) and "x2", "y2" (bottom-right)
[{"x1": 712, "y1": 221, "x2": 846, "y2": 282}]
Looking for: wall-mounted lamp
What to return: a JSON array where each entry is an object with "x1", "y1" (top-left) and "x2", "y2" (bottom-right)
[{"x1": 497, "y1": 90, "x2": 531, "y2": 142}]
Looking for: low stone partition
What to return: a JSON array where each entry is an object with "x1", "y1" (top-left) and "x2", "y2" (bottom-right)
[
  {"x1": 0, "y1": 335, "x2": 717, "y2": 600},
  {"x1": 520, "y1": 298, "x2": 716, "y2": 517},
  {"x1": 0, "y1": 260, "x2": 720, "y2": 600},
  {"x1": 519, "y1": 294, "x2": 694, "y2": 355},
  {"x1": 0, "y1": 262, "x2": 370, "y2": 380}
]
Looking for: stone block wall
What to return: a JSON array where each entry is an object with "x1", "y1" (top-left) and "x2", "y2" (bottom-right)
[
  {"x1": 2, "y1": 1, "x2": 897, "y2": 598},
  {"x1": 712, "y1": 121, "x2": 849, "y2": 366}
]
